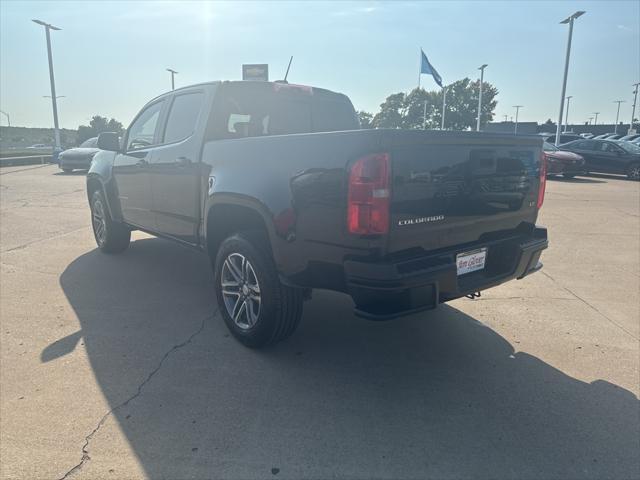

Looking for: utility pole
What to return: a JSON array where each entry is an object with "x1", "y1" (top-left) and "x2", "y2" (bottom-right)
[
  {"x1": 32, "y1": 19, "x2": 62, "y2": 155},
  {"x1": 166, "y1": 68, "x2": 178, "y2": 90},
  {"x1": 613, "y1": 100, "x2": 625, "y2": 134},
  {"x1": 593, "y1": 112, "x2": 599, "y2": 125},
  {"x1": 630, "y1": 83, "x2": 639, "y2": 134},
  {"x1": 513, "y1": 105, "x2": 523, "y2": 134},
  {"x1": 476, "y1": 64, "x2": 488, "y2": 131},
  {"x1": 564, "y1": 96, "x2": 572, "y2": 132},
  {"x1": 0, "y1": 110, "x2": 10, "y2": 127},
  {"x1": 555, "y1": 11, "x2": 585, "y2": 146}
]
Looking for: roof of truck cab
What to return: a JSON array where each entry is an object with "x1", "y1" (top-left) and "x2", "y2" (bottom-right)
[{"x1": 147, "y1": 80, "x2": 349, "y2": 104}]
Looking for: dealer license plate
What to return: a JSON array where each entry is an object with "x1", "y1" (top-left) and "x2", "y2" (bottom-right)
[{"x1": 456, "y1": 248, "x2": 487, "y2": 276}]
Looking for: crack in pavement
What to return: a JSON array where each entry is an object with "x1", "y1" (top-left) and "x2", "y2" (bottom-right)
[
  {"x1": 57, "y1": 312, "x2": 213, "y2": 480},
  {"x1": 2, "y1": 227, "x2": 89, "y2": 253},
  {"x1": 541, "y1": 270, "x2": 638, "y2": 340}
]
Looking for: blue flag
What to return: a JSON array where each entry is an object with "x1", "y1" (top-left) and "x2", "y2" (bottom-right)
[{"x1": 420, "y1": 49, "x2": 443, "y2": 88}]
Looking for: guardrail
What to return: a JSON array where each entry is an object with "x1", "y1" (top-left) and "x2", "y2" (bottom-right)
[{"x1": 0, "y1": 154, "x2": 53, "y2": 168}]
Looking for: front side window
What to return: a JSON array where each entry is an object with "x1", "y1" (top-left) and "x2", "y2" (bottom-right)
[
  {"x1": 163, "y1": 92, "x2": 204, "y2": 144},
  {"x1": 127, "y1": 101, "x2": 164, "y2": 151}
]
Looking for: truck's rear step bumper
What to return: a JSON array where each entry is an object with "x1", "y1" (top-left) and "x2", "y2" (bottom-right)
[{"x1": 344, "y1": 227, "x2": 548, "y2": 320}]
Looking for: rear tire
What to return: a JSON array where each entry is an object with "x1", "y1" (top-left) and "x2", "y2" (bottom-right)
[
  {"x1": 90, "y1": 190, "x2": 130, "y2": 254},
  {"x1": 214, "y1": 232, "x2": 303, "y2": 348},
  {"x1": 627, "y1": 163, "x2": 640, "y2": 181}
]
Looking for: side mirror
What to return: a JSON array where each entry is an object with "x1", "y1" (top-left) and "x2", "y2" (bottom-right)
[{"x1": 97, "y1": 132, "x2": 121, "y2": 152}]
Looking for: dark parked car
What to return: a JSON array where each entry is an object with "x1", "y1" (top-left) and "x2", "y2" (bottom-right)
[
  {"x1": 560, "y1": 139, "x2": 640, "y2": 180},
  {"x1": 87, "y1": 80, "x2": 548, "y2": 347},
  {"x1": 543, "y1": 142, "x2": 585, "y2": 178},
  {"x1": 619, "y1": 134, "x2": 640, "y2": 142},
  {"x1": 541, "y1": 133, "x2": 583, "y2": 145},
  {"x1": 59, "y1": 137, "x2": 100, "y2": 173}
]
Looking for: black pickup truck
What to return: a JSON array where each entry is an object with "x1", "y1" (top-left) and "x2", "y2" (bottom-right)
[{"x1": 88, "y1": 80, "x2": 548, "y2": 347}]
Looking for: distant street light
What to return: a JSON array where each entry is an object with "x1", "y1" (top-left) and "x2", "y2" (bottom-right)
[
  {"x1": 593, "y1": 112, "x2": 599, "y2": 125},
  {"x1": 588, "y1": 117, "x2": 593, "y2": 125},
  {"x1": 555, "y1": 10, "x2": 585, "y2": 146},
  {"x1": 513, "y1": 105, "x2": 523, "y2": 134},
  {"x1": 166, "y1": 68, "x2": 178, "y2": 90},
  {"x1": 32, "y1": 19, "x2": 62, "y2": 154},
  {"x1": 503, "y1": 115, "x2": 508, "y2": 122},
  {"x1": 0, "y1": 110, "x2": 10, "y2": 127},
  {"x1": 476, "y1": 64, "x2": 488, "y2": 131},
  {"x1": 564, "y1": 96, "x2": 573, "y2": 132},
  {"x1": 630, "y1": 83, "x2": 639, "y2": 134},
  {"x1": 613, "y1": 100, "x2": 625, "y2": 134}
]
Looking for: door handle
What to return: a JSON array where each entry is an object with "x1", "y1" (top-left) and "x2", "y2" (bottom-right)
[
  {"x1": 175, "y1": 156, "x2": 192, "y2": 167},
  {"x1": 136, "y1": 159, "x2": 148, "y2": 168}
]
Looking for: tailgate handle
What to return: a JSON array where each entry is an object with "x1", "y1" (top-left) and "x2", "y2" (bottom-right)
[{"x1": 175, "y1": 156, "x2": 191, "y2": 167}]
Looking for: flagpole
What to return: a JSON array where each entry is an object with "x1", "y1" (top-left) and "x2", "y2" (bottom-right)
[{"x1": 441, "y1": 86, "x2": 447, "y2": 130}]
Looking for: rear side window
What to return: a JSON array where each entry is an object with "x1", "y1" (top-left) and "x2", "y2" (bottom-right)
[
  {"x1": 164, "y1": 92, "x2": 204, "y2": 144},
  {"x1": 127, "y1": 101, "x2": 164, "y2": 150},
  {"x1": 573, "y1": 141, "x2": 594, "y2": 150},
  {"x1": 312, "y1": 97, "x2": 358, "y2": 132}
]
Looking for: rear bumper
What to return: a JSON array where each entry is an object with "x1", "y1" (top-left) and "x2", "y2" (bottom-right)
[{"x1": 344, "y1": 227, "x2": 548, "y2": 320}]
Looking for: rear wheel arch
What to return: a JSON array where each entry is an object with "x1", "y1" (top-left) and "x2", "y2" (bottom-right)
[{"x1": 205, "y1": 202, "x2": 275, "y2": 263}]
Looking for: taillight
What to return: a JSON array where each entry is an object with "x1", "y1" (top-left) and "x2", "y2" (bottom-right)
[
  {"x1": 348, "y1": 153, "x2": 390, "y2": 235},
  {"x1": 537, "y1": 152, "x2": 547, "y2": 209}
]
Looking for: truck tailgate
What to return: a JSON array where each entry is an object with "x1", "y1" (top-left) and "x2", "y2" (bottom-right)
[{"x1": 383, "y1": 130, "x2": 543, "y2": 255}]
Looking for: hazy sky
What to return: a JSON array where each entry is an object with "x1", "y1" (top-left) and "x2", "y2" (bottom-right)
[{"x1": 1, "y1": 0, "x2": 638, "y2": 129}]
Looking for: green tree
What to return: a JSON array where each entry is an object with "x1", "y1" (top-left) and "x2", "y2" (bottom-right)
[
  {"x1": 370, "y1": 78, "x2": 498, "y2": 131},
  {"x1": 77, "y1": 115, "x2": 124, "y2": 144},
  {"x1": 372, "y1": 92, "x2": 407, "y2": 128},
  {"x1": 356, "y1": 110, "x2": 373, "y2": 129}
]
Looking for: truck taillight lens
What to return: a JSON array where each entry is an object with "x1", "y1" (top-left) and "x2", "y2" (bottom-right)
[
  {"x1": 537, "y1": 152, "x2": 547, "y2": 209},
  {"x1": 348, "y1": 153, "x2": 390, "y2": 235}
]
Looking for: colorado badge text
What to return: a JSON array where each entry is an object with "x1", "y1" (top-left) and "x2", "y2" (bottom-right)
[{"x1": 398, "y1": 215, "x2": 445, "y2": 226}]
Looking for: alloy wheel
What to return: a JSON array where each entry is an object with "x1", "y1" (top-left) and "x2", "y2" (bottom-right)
[
  {"x1": 92, "y1": 197, "x2": 107, "y2": 245},
  {"x1": 630, "y1": 165, "x2": 640, "y2": 180},
  {"x1": 221, "y1": 253, "x2": 261, "y2": 330}
]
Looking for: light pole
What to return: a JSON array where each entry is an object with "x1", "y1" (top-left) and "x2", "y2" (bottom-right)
[
  {"x1": 32, "y1": 19, "x2": 62, "y2": 155},
  {"x1": 513, "y1": 105, "x2": 523, "y2": 134},
  {"x1": 555, "y1": 11, "x2": 585, "y2": 146},
  {"x1": 476, "y1": 64, "x2": 488, "y2": 131},
  {"x1": 630, "y1": 83, "x2": 639, "y2": 134},
  {"x1": 0, "y1": 110, "x2": 10, "y2": 127},
  {"x1": 613, "y1": 100, "x2": 625, "y2": 134},
  {"x1": 166, "y1": 68, "x2": 178, "y2": 90},
  {"x1": 593, "y1": 112, "x2": 599, "y2": 125},
  {"x1": 564, "y1": 95, "x2": 572, "y2": 132},
  {"x1": 503, "y1": 115, "x2": 508, "y2": 122}
]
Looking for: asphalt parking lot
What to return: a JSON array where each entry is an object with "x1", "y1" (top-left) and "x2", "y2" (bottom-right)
[{"x1": 1, "y1": 164, "x2": 638, "y2": 480}]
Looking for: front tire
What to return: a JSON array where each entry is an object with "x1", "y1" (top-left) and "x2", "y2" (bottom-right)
[
  {"x1": 90, "y1": 190, "x2": 131, "y2": 254},
  {"x1": 214, "y1": 233, "x2": 303, "y2": 348},
  {"x1": 627, "y1": 163, "x2": 640, "y2": 181}
]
